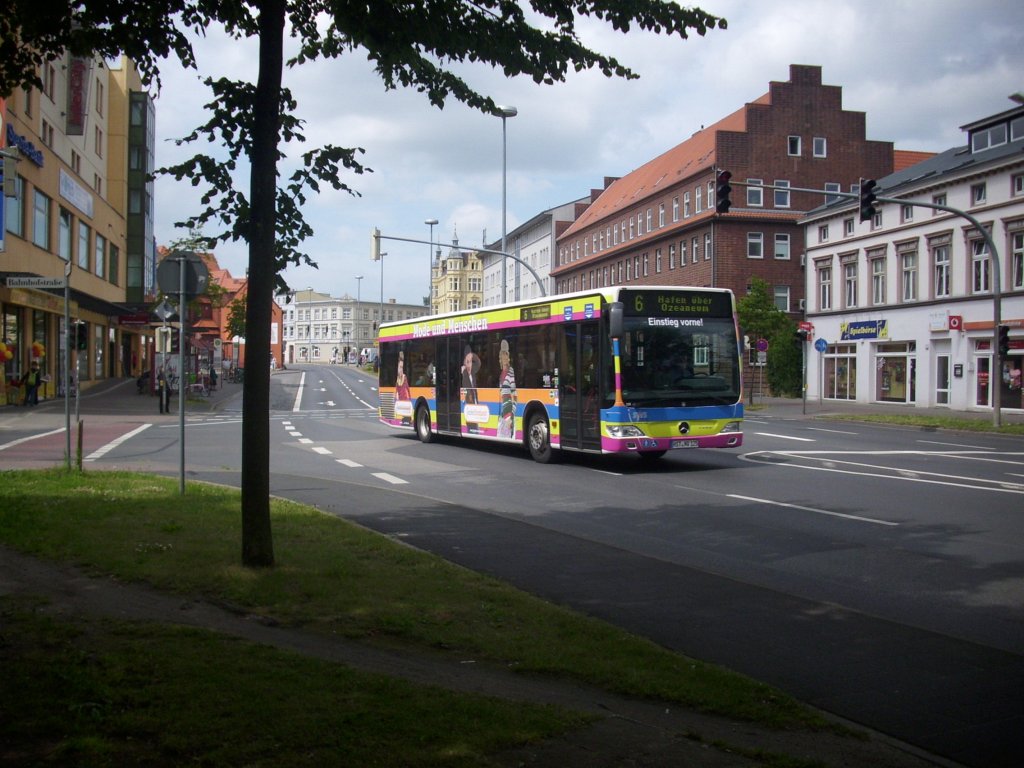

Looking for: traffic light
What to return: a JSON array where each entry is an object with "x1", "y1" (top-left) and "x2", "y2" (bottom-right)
[
  {"x1": 715, "y1": 170, "x2": 732, "y2": 214},
  {"x1": 998, "y1": 325, "x2": 1010, "y2": 356},
  {"x1": 75, "y1": 323, "x2": 88, "y2": 351},
  {"x1": 371, "y1": 227, "x2": 381, "y2": 261},
  {"x1": 859, "y1": 178, "x2": 878, "y2": 222},
  {"x1": 793, "y1": 328, "x2": 810, "y2": 349}
]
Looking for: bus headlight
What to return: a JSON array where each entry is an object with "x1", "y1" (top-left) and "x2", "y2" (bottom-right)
[
  {"x1": 606, "y1": 424, "x2": 645, "y2": 438},
  {"x1": 721, "y1": 421, "x2": 742, "y2": 433}
]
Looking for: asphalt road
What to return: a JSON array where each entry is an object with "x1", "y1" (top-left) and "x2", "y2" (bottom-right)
[{"x1": 2, "y1": 365, "x2": 1022, "y2": 766}]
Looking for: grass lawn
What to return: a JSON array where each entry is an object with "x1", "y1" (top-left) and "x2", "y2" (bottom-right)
[{"x1": 0, "y1": 469, "x2": 841, "y2": 766}]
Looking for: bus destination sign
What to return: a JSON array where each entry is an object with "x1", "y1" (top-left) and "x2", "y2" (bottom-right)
[{"x1": 621, "y1": 289, "x2": 732, "y2": 318}]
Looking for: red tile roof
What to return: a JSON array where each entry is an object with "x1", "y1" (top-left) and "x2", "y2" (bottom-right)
[
  {"x1": 892, "y1": 149, "x2": 937, "y2": 173},
  {"x1": 561, "y1": 101, "x2": 752, "y2": 239}
]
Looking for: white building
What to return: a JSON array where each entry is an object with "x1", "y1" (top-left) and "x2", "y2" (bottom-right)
[
  {"x1": 281, "y1": 289, "x2": 424, "y2": 364},
  {"x1": 482, "y1": 197, "x2": 588, "y2": 305},
  {"x1": 801, "y1": 101, "x2": 1024, "y2": 414}
]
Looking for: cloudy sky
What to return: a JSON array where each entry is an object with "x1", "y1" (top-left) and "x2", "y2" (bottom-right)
[{"x1": 151, "y1": 0, "x2": 1024, "y2": 307}]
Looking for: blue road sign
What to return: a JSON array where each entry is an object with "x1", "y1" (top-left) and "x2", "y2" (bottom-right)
[{"x1": 814, "y1": 338, "x2": 828, "y2": 353}]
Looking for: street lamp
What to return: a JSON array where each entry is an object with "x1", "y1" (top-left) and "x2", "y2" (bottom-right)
[
  {"x1": 354, "y1": 275, "x2": 363, "y2": 357},
  {"x1": 304, "y1": 286, "x2": 312, "y2": 361},
  {"x1": 425, "y1": 218, "x2": 438, "y2": 310},
  {"x1": 497, "y1": 105, "x2": 516, "y2": 303},
  {"x1": 378, "y1": 253, "x2": 387, "y2": 346}
]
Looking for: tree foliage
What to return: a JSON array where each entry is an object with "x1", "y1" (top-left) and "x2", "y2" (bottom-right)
[
  {"x1": 736, "y1": 278, "x2": 801, "y2": 397},
  {"x1": 2, "y1": 0, "x2": 726, "y2": 567}
]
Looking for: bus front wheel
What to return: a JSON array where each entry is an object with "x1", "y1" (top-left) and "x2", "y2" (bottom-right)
[
  {"x1": 415, "y1": 404, "x2": 434, "y2": 443},
  {"x1": 527, "y1": 412, "x2": 556, "y2": 463}
]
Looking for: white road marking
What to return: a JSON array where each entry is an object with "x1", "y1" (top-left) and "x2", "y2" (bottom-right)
[
  {"x1": 312, "y1": 446, "x2": 332, "y2": 455},
  {"x1": 918, "y1": 439, "x2": 994, "y2": 450},
  {"x1": 336, "y1": 459, "x2": 362, "y2": 467},
  {"x1": 292, "y1": 372, "x2": 305, "y2": 413},
  {"x1": 753, "y1": 432, "x2": 816, "y2": 442},
  {"x1": 372, "y1": 472, "x2": 407, "y2": 485},
  {"x1": 84, "y1": 424, "x2": 152, "y2": 462},
  {"x1": 0, "y1": 427, "x2": 66, "y2": 451},
  {"x1": 298, "y1": 438, "x2": 313, "y2": 444},
  {"x1": 728, "y1": 493, "x2": 898, "y2": 526}
]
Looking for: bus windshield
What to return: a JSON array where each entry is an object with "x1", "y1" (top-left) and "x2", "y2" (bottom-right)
[{"x1": 618, "y1": 316, "x2": 741, "y2": 407}]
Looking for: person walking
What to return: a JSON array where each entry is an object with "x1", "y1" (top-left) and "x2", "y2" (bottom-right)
[
  {"x1": 157, "y1": 368, "x2": 171, "y2": 414},
  {"x1": 20, "y1": 362, "x2": 42, "y2": 406}
]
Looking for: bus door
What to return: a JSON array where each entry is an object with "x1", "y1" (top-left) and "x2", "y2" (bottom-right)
[
  {"x1": 559, "y1": 321, "x2": 601, "y2": 451},
  {"x1": 435, "y1": 337, "x2": 461, "y2": 433}
]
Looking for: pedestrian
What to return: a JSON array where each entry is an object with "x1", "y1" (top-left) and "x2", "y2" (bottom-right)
[
  {"x1": 21, "y1": 362, "x2": 42, "y2": 406},
  {"x1": 157, "y1": 368, "x2": 171, "y2": 414}
]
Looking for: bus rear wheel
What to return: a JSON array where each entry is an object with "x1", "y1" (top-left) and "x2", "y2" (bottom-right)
[
  {"x1": 415, "y1": 404, "x2": 434, "y2": 443},
  {"x1": 527, "y1": 412, "x2": 556, "y2": 463}
]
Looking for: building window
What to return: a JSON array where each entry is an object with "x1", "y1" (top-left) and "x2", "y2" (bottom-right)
[
  {"x1": 683, "y1": 192, "x2": 691, "y2": 218},
  {"x1": 95, "y1": 78, "x2": 105, "y2": 116},
  {"x1": 626, "y1": 259, "x2": 632, "y2": 281},
  {"x1": 844, "y1": 217, "x2": 855, "y2": 236},
  {"x1": 1013, "y1": 232, "x2": 1024, "y2": 290},
  {"x1": 774, "y1": 233, "x2": 790, "y2": 259},
  {"x1": 871, "y1": 258, "x2": 886, "y2": 305},
  {"x1": 32, "y1": 190, "x2": 50, "y2": 249},
  {"x1": 680, "y1": 240, "x2": 688, "y2": 265},
  {"x1": 5, "y1": 176, "x2": 24, "y2": 236},
  {"x1": 109, "y1": 244, "x2": 119, "y2": 286},
  {"x1": 901, "y1": 204, "x2": 913, "y2": 223},
  {"x1": 971, "y1": 239, "x2": 990, "y2": 293},
  {"x1": 901, "y1": 250, "x2": 918, "y2": 301},
  {"x1": 872, "y1": 210, "x2": 883, "y2": 229},
  {"x1": 971, "y1": 123, "x2": 1007, "y2": 153},
  {"x1": 773, "y1": 285, "x2": 790, "y2": 312},
  {"x1": 634, "y1": 255, "x2": 640, "y2": 277},
  {"x1": 813, "y1": 137, "x2": 827, "y2": 157},
  {"x1": 692, "y1": 236, "x2": 700, "y2": 263},
  {"x1": 658, "y1": 204, "x2": 665, "y2": 228},
  {"x1": 707, "y1": 180, "x2": 714, "y2": 208},
  {"x1": 629, "y1": 216, "x2": 635, "y2": 240},
  {"x1": 818, "y1": 224, "x2": 829, "y2": 243},
  {"x1": 58, "y1": 209, "x2": 72, "y2": 261},
  {"x1": 747, "y1": 232, "x2": 764, "y2": 259},
  {"x1": 646, "y1": 208, "x2": 653, "y2": 231},
  {"x1": 704, "y1": 233, "x2": 712, "y2": 260},
  {"x1": 642, "y1": 254, "x2": 649, "y2": 277},
  {"x1": 844, "y1": 261, "x2": 858, "y2": 308},
  {"x1": 94, "y1": 125, "x2": 103, "y2": 158},
  {"x1": 818, "y1": 265, "x2": 832, "y2": 310},
  {"x1": 824, "y1": 182, "x2": 841, "y2": 204},
  {"x1": 747, "y1": 179, "x2": 763, "y2": 207},
  {"x1": 672, "y1": 196, "x2": 679, "y2": 221},
  {"x1": 655, "y1": 249, "x2": 662, "y2": 273},
  {"x1": 78, "y1": 222, "x2": 91, "y2": 271},
  {"x1": 932, "y1": 193, "x2": 946, "y2": 215},
  {"x1": 971, "y1": 182, "x2": 987, "y2": 206},
  {"x1": 788, "y1": 135, "x2": 801, "y2": 156},
  {"x1": 668, "y1": 244, "x2": 676, "y2": 270},
  {"x1": 695, "y1": 186, "x2": 702, "y2": 213},
  {"x1": 774, "y1": 180, "x2": 790, "y2": 208},
  {"x1": 95, "y1": 234, "x2": 106, "y2": 278}
]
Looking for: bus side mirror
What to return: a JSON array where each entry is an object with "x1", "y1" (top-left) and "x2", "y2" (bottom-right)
[{"x1": 608, "y1": 302, "x2": 623, "y2": 339}]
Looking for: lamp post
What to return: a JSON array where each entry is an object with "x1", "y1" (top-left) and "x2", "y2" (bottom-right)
[
  {"x1": 354, "y1": 275, "x2": 363, "y2": 357},
  {"x1": 304, "y1": 286, "x2": 312, "y2": 361},
  {"x1": 497, "y1": 105, "x2": 516, "y2": 303},
  {"x1": 378, "y1": 253, "x2": 387, "y2": 343},
  {"x1": 424, "y1": 218, "x2": 438, "y2": 311}
]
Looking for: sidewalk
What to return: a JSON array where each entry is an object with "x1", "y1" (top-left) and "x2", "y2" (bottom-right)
[
  {"x1": 749, "y1": 393, "x2": 1024, "y2": 425},
  {"x1": 0, "y1": 373, "x2": 249, "y2": 419}
]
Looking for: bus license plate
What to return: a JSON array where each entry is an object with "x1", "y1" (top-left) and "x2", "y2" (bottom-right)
[{"x1": 671, "y1": 439, "x2": 699, "y2": 449}]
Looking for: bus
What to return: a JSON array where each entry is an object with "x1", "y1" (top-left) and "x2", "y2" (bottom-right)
[{"x1": 378, "y1": 286, "x2": 743, "y2": 462}]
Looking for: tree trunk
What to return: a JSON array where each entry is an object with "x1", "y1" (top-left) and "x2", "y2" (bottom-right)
[{"x1": 240, "y1": 0, "x2": 285, "y2": 568}]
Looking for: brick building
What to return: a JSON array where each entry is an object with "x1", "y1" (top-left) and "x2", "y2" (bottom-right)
[{"x1": 552, "y1": 65, "x2": 896, "y2": 325}]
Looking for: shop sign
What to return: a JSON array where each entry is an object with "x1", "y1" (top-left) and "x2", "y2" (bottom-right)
[{"x1": 840, "y1": 319, "x2": 888, "y2": 341}]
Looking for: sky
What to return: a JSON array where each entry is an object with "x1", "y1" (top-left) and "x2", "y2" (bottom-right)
[{"x1": 151, "y1": 0, "x2": 1024, "y2": 308}]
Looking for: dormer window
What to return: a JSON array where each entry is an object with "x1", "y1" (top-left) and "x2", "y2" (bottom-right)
[{"x1": 971, "y1": 123, "x2": 1007, "y2": 153}]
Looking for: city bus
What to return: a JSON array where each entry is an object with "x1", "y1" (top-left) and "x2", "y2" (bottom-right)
[{"x1": 378, "y1": 286, "x2": 743, "y2": 462}]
